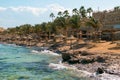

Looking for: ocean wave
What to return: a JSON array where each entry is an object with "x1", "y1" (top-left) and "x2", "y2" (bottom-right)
[
  {"x1": 48, "y1": 62, "x2": 120, "y2": 80},
  {"x1": 48, "y1": 62, "x2": 92, "y2": 78},
  {"x1": 48, "y1": 60, "x2": 78, "y2": 70},
  {"x1": 31, "y1": 50, "x2": 60, "y2": 56},
  {"x1": 48, "y1": 63, "x2": 67, "y2": 70},
  {"x1": 31, "y1": 50, "x2": 40, "y2": 53}
]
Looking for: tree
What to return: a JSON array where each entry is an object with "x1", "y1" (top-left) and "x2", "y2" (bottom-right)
[
  {"x1": 87, "y1": 7, "x2": 93, "y2": 17},
  {"x1": 34, "y1": 24, "x2": 41, "y2": 35},
  {"x1": 72, "y1": 8, "x2": 79, "y2": 15},
  {"x1": 55, "y1": 10, "x2": 70, "y2": 36},
  {"x1": 50, "y1": 13, "x2": 55, "y2": 21},
  {"x1": 46, "y1": 22, "x2": 53, "y2": 39},
  {"x1": 63, "y1": 10, "x2": 70, "y2": 36},
  {"x1": 86, "y1": 17, "x2": 102, "y2": 42},
  {"x1": 79, "y1": 6, "x2": 87, "y2": 18},
  {"x1": 71, "y1": 8, "x2": 80, "y2": 29},
  {"x1": 63, "y1": 10, "x2": 69, "y2": 18},
  {"x1": 18, "y1": 24, "x2": 32, "y2": 35},
  {"x1": 70, "y1": 15, "x2": 81, "y2": 38},
  {"x1": 58, "y1": 11, "x2": 63, "y2": 17},
  {"x1": 114, "y1": 6, "x2": 120, "y2": 11}
]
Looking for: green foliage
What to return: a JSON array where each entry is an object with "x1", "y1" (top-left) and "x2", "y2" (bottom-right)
[
  {"x1": 114, "y1": 6, "x2": 120, "y2": 11},
  {"x1": 4, "y1": 6, "x2": 102, "y2": 38},
  {"x1": 86, "y1": 17, "x2": 102, "y2": 31}
]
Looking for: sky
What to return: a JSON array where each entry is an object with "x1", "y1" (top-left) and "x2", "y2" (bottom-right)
[{"x1": 0, "y1": 0, "x2": 120, "y2": 28}]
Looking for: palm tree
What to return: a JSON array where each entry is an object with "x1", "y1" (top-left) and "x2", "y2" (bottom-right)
[
  {"x1": 58, "y1": 11, "x2": 63, "y2": 17},
  {"x1": 34, "y1": 24, "x2": 41, "y2": 37},
  {"x1": 50, "y1": 13, "x2": 55, "y2": 21},
  {"x1": 86, "y1": 17, "x2": 102, "y2": 42},
  {"x1": 63, "y1": 10, "x2": 70, "y2": 37},
  {"x1": 79, "y1": 6, "x2": 87, "y2": 18},
  {"x1": 51, "y1": 23, "x2": 58, "y2": 34},
  {"x1": 70, "y1": 15, "x2": 81, "y2": 38},
  {"x1": 55, "y1": 10, "x2": 70, "y2": 37},
  {"x1": 46, "y1": 22, "x2": 53, "y2": 40},
  {"x1": 72, "y1": 8, "x2": 83, "y2": 38},
  {"x1": 87, "y1": 7, "x2": 93, "y2": 17},
  {"x1": 63, "y1": 10, "x2": 69, "y2": 18},
  {"x1": 72, "y1": 8, "x2": 79, "y2": 15},
  {"x1": 114, "y1": 6, "x2": 120, "y2": 11}
]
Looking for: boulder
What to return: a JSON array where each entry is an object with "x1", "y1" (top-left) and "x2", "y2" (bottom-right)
[
  {"x1": 96, "y1": 67, "x2": 104, "y2": 74},
  {"x1": 62, "y1": 52, "x2": 71, "y2": 62}
]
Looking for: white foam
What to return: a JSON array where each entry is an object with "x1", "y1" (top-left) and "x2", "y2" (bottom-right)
[
  {"x1": 31, "y1": 50, "x2": 39, "y2": 53},
  {"x1": 48, "y1": 62, "x2": 92, "y2": 77},
  {"x1": 41, "y1": 50, "x2": 60, "y2": 56},
  {"x1": 49, "y1": 60, "x2": 78, "y2": 70},
  {"x1": 48, "y1": 62, "x2": 120, "y2": 80},
  {"x1": 49, "y1": 63, "x2": 68, "y2": 70},
  {"x1": 31, "y1": 50, "x2": 60, "y2": 56}
]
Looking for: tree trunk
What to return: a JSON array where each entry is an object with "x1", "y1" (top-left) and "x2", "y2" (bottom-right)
[
  {"x1": 48, "y1": 31, "x2": 51, "y2": 40},
  {"x1": 111, "y1": 32, "x2": 114, "y2": 43}
]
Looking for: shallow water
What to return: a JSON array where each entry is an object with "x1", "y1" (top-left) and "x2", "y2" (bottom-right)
[{"x1": 0, "y1": 44, "x2": 91, "y2": 80}]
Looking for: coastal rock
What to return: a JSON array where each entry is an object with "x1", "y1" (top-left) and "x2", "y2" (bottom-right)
[
  {"x1": 36, "y1": 42, "x2": 43, "y2": 47},
  {"x1": 62, "y1": 50, "x2": 108, "y2": 64},
  {"x1": 80, "y1": 51, "x2": 94, "y2": 56},
  {"x1": 95, "y1": 56, "x2": 106, "y2": 63},
  {"x1": 96, "y1": 67, "x2": 104, "y2": 74},
  {"x1": 62, "y1": 52, "x2": 71, "y2": 62},
  {"x1": 104, "y1": 64, "x2": 120, "y2": 76},
  {"x1": 69, "y1": 58, "x2": 79, "y2": 64},
  {"x1": 80, "y1": 57, "x2": 95, "y2": 64}
]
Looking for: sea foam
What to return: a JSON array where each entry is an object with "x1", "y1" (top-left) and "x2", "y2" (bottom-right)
[{"x1": 31, "y1": 50, "x2": 60, "y2": 56}]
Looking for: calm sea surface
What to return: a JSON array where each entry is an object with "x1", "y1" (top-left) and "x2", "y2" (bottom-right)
[{"x1": 0, "y1": 44, "x2": 91, "y2": 80}]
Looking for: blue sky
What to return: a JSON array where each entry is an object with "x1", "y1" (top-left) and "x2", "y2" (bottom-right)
[{"x1": 0, "y1": 0, "x2": 119, "y2": 28}]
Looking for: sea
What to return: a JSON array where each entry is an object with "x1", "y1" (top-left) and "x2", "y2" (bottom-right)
[{"x1": 0, "y1": 43, "x2": 92, "y2": 80}]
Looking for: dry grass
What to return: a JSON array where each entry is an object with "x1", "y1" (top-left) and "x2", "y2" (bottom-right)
[{"x1": 86, "y1": 41, "x2": 120, "y2": 54}]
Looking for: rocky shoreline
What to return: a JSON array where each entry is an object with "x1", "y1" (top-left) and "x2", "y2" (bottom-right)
[
  {"x1": 0, "y1": 34, "x2": 120, "y2": 80},
  {"x1": 42, "y1": 42, "x2": 120, "y2": 80},
  {"x1": 62, "y1": 50, "x2": 120, "y2": 74}
]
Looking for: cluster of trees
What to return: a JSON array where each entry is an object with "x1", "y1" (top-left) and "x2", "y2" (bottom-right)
[
  {"x1": 4, "y1": 6, "x2": 102, "y2": 40},
  {"x1": 114, "y1": 6, "x2": 120, "y2": 11}
]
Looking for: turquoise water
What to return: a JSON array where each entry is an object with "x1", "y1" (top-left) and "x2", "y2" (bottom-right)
[{"x1": 0, "y1": 44, "x2": 91, "y2": 80}]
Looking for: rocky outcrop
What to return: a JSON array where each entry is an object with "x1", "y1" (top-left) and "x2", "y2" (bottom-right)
[
  {"x1": 62, "y1": 50, "x2": 120, "y2": 76},
  {"x1": 62, "y1": 51, "x2": 107, "y2": 64},
  {"x1": 96, "y1": 67, "x2": 104, "y2": 74},
  {"x1": 62, "y1": 52, "x2": 71, "y2": 62}
]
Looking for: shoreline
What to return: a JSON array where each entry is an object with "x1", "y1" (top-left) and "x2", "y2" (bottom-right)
[{"x1": 0, "y1": 37, "x2": 120, "y2": 80}]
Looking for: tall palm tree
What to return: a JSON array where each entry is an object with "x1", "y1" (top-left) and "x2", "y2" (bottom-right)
[
  {"x1": 114, "y1": 6, "x2": 120, "y2": 11},
  {"x1": 72, "y1": 8, "x2": 79, "y2": 15},
  {"x1": 70, "y1": 15, "x2": 81, "y2": 38},
  {"x1": 87, "y1": 7, "x2": 93, "y2": 17},
  {"x1": 58, "y1": 11, "x2": 63, "y2": 17},
  {"x1": 50, "y1": 13, "x2": 55, "y2": 21},
  {"x1": 55, "y1": 10, "x2": 70, "y2": 37},
  {"x1": 86, "y1": 17, "x2": 102, "y2": 42},
  {"x1": 63, "y1": 10, "x2": 69, "y2": 18},
  {"x1": 79, "y1": 6, "x2": 87, "y2": 18},
  {"x1": 63, "y1": 10, "x2": 70, "y2": 37},
  {"x1": 72, "y1": 8, "x2": 82, "y2": 38},
  {"x1": 46, "y1": 22, "x2": 53, "y2": 40}
]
